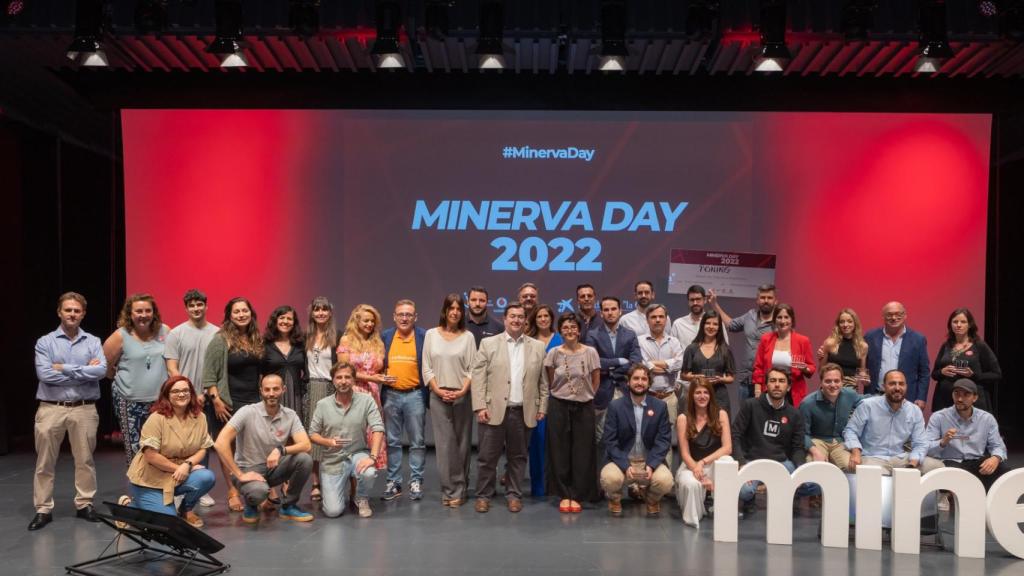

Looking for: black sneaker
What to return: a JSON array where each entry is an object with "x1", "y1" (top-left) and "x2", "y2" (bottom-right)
[{"x1": 382, "y1": 481, "x2": 402, "y2": 501}]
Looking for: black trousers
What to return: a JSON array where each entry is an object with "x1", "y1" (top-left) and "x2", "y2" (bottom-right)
[
  {"x1": 942, "y1": 457, "x2": 1009, "y2": 491},
  {"x1": 545, "y1": 397, "x2": 598, "y2": 502}
]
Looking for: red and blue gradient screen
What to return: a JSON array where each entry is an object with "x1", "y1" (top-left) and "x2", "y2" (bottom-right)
[{"x1": 122, "y1": 110, "x2": 990, "y2": 397}]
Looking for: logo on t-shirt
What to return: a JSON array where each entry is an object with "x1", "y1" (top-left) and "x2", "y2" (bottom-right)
[{"x1": 763, "y1": 420, "x2": 781, "y2": 438}]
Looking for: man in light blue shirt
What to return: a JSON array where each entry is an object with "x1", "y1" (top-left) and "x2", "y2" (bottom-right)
[
  {"x1": 30, "y1": 292, "x2": 107, "y2": 531},
  {"x1": 926, "y1": 378, "x2": 1008, "y2": 490},
  {"x1": 843, "y1": 369, "x2": 943, "y2": 475}
]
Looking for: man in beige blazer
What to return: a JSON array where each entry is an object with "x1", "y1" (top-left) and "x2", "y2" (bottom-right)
[{"x1": 472, "y1": 302, "x2": 549, "y2": 513}]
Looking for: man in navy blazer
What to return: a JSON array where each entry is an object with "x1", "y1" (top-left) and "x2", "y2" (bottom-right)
[
  {"x1": 586, "y1": 296, "x2": 643, "y2": 443},
  {"x1": 380, "y1": 299, "x2": 429, "y2": 501},
  {"x1": 600, "y1": 364, "x2": 674, "y2": 517},
  {"x1": 865, "y1": 301, "x2": 931, "y2": 407}
]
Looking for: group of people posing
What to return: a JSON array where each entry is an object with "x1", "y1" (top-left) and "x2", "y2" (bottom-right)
[{"x1": 28, "y1": 280, "x2": 1010, "y2": 533}]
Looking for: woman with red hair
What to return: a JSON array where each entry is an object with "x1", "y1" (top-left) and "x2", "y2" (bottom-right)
[{"x1": 122, "y1": 376, "x2": 216, "y2": 528}]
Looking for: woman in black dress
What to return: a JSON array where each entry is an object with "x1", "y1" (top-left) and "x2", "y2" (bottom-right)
[
  {"x1": 815, "y1": 308, "x2": 869, "y2": 390},
  {"x1": 931, "y1": 307, "x2": 1001, "y2": 413}
]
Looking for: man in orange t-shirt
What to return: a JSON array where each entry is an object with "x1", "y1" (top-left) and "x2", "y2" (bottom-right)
[{"x1": 380, "y1": 300, "x2": 428, "y2": 501}]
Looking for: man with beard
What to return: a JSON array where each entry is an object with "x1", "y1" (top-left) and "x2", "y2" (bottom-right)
[
  {"x1": 843, "y1": 370, "x2": 943, "y2": 475},
  {"x1": 587, "y1": 296, "x2": 643, "y2": 443},
  {"x1": 671, "y1": 285, "x2": 727, "y2": 348},
  {"x1": 214, "y1": 373, "x2": 314, "y2": 524},
  {"x1": 309, "y1": 362, "x2": 384, "y2": 518},
  {"x1": 600, "y1": 364, "x2": 674, "y2": 517},
  {"x1": 925, "y1": 378, "x2": 1007, "y2": 490},
  {"x1": 465, "y1": 286, "x2": 504, "y2": 346},
  {"x1": 709, "y1": 283, "x2": 776, "y2": 401},
  {"x1": 620, "y1": 281, "x2": 668, "y2": 338},
  {"x1": 574, "y1": 284, "x2": 600, "y2": 335},
  {"x1": 517, "y1": 283, "x2": 539, "y2": 317},
  {"x1": 732, "y1": 368, "x2": 814, "y2": 516}
]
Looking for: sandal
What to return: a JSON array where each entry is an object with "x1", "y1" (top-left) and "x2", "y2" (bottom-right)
[
  {"x1": 227, "y1": 489, "x2": 244, "y2": 512},
  {"x1": 569, "y1": 500, "x2": 582, "y2": 513},
  {"x1": 558, "y1": 499, "x2": 572, "y2": 513},
  {"x1": 311, "y1": 484, "x2": 322, "y2": 501}
]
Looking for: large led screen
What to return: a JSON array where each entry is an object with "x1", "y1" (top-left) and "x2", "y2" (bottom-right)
[{"x1": 122, "y1": 110, "x2": 991, "y2": 403}]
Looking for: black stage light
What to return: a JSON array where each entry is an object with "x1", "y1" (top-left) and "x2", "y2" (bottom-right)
[
  {"x1": 686, "y1": 1, "x2": 720, "y2": 37},
  {"x1": 599, "y1": 0, "x2": 627, "y2": 72},
  {"x1": 476, "y1": 1, "x2": 505, "y2": 70},
  {"x1": 425, "y1": 1, "x2": 452, "y2": 41},
  {"x1": 915, "y1": 0, "x2": 954, "y2": 73},
  {"x1": 208, "y1": 0, "x2": 248, "y2": 68},
  {"x1": 841, "y1": 0, "x2": 877, "y2": 40},
  {"x1": 754, "y1": 0, "x2": 790, "y2": 72},
  {"x1": 372, "y1": 0, "x2": 405, "y2": 69},
  {"x1": 67, "y1": 0, "x2": 108, "y2": 67},
  {"x1": 135, "y1": 0, "x2": 168, "y2": 33},
  {"x1": 289, "y1": 0, "x2": 320, "y2": 36}
]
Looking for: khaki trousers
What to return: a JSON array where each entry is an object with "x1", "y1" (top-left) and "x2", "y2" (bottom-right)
[
  {"x1": 600, "y1": 462, "x2": 674, "y2": 501},
  {"x1": 34, "y1": 402, "x2": 98, "y2": 513},
  {"x1": 808, "y1": 438, "x2": 853, "y2": 470}
]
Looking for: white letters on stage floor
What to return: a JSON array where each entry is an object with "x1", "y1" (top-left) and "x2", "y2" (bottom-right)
[{"x1": 712, "y1": 460, "x2": 1024, "y2": 559}]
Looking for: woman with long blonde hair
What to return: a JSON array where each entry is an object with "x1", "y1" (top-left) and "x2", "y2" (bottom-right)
[
  {"x1": 815, "y1": 308, "x2": 869, "y2": 390},
  {"x1": 337, "y1": 304, "x2": 390, "y2": 470}
]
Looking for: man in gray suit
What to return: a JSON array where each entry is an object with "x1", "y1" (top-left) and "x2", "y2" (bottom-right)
[{"x1": 472, "y1": 302, "x2": 550, "y2": 513}]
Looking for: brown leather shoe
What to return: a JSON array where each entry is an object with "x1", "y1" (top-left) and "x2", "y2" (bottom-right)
[
  {"x1": 507, "y1": 499, "x2": 523, "y2": 513},
  {"x1": 645, "y1": 499, "x2": 661, "y2": 517},
  {"x1": 608, "y1": 498, "x2": 623, "y2": 517},
  {"x1": 447, "y1": 498, "x2": 464, "y2": 508},
  {"x1": 475, "y1": 498, "x2": 490, "y2": 513},
  {"x1": 181, "y1": 510, "x2": 204, "y2": 528}
]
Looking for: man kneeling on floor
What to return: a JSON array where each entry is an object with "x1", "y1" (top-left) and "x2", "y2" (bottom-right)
[
  {"x1": 214, "y1": 373, "x2": 314, "y2": 524},
  {"x1": 600, "y1": 364, "x2": 674, "y2": 517},
  {"x1": 309, "y1": 362, "x2": 384, "y2": 518}
]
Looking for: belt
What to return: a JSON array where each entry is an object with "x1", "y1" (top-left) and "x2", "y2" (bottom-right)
[
  {"x1": 387, "y1": 386, "x2": 421, "y2": 394},
  {"x1": 650, "y1": 389, "x2": 675, "y2": 400},
  {"x1": 41, "y1": 399, "x2": 95, "y2": 407}
]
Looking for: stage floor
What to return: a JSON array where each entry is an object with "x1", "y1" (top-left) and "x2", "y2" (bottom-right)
[{"x1": 1, "y1": 448, "x2": 1021, "y2": 576}]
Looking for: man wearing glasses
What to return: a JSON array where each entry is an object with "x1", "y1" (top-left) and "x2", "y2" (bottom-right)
[
  {"x1": 472, "y1": 303, "x2": 549, "y2": 513},
  {"x1": 865, "y1": 302, "x2": 931, "y2": 406},
  {"x1": 380, "y1": 299, "x2": 428, "y2": 501}
]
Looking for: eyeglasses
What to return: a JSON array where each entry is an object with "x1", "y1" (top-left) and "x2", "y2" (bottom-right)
[
  {"x1": 169, "y1": 389, "x2": 192, "y2": 397},
  {"x1": 885, "y1": 312, "x2": 906, "y2": 319},
  {"x1": 395, "y1": 313, "x2": 416, "y2": 319}
]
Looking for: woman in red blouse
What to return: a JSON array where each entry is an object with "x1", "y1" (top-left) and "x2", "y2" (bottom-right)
[{"x1": 752, "y1": 304, "x2": 815, "y2": 406}]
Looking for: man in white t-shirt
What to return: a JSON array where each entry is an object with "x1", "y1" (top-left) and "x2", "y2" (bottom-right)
[{"x1": 163, "y1": 288, "x2": 220, "y2": 505}]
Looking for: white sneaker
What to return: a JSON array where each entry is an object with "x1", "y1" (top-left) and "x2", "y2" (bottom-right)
[
  {"x1": 356, "y1": 498, "x2": 373, "y2": 518},
  {"x1": 937, "y1": 493, "x2": 951, "y2": 511},
  {"x1": 199, "y1": 494, "x2": 216, "y2": 507}
]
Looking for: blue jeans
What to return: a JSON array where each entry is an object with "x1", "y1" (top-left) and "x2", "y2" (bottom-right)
[
  {"x1": 737, "y1": 373, "x2": 753, "y2": 402},
  {"x1": 130, "y1": 468, "x2": 216, "y2": 515},
  {"x1": 737, "y1": 459, "x2": 820, "y2": 502},
  {"x1": 321, "y1": 452, "x2": 378, "y2": 517},
  {"x1": 384, "y1": 389, "x2": 426, "y2": 485}
]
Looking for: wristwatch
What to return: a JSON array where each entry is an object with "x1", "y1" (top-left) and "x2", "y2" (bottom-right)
[{"x1": 184, "y1": 459, "x2": 194, "y2": 467}]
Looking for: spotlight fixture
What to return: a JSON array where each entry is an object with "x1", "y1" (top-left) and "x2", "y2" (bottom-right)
[
  {"x1": 425, "y1": 1, "x2": 452, "y2": 41},
  {"x1": 977, "y1": 1, "x2": 998, "y2": 17},
  {"x1": 289, "y1": 0, "x2": 320, "y2": 36},
  {"x1": 476, "y1": 1, "x2": 505, "y2": 70},
  {"x1": 372, "y1": 0, "x2": 405, "y2": 69},
  {"x1": 914, "y1": 0, "x2": 954, "y2": 73},
  {"x1": 599, "y1": 0, "x2": 627, "y2": 72},
  {"x1": 754, "y1": 0, "x2": 790, "y2": 72},
  {"x1": 135, "y1": 0, "x2": 168, "y2": 33},
  {"x1": 208, "y1": 0, "x2": 248, "y2": 68},
  {"x1": 67, "y1": 0, "x2": 108, "y2": 67},
  {"x1": 841, "y1": 0, "x2": 877, "y2": 40},
  {"x1": 686, "y1": 1, "x2": 720, "y2": 38}
]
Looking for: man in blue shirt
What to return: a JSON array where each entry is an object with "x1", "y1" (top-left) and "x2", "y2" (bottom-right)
[
  {"x1": 926, "y1": 378, "x2": 1008, "y2": 490},
  {"x1": 843, "y1": 369, "x2": 943, "y2": 474},
  {"x1": 29, "y1": 292, "x2": 107, "y2": 531}
]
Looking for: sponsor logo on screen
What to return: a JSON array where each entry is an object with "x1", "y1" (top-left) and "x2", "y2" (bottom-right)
[{"x1": 501, "y1": 146, "x2": 596, "y2": 162}]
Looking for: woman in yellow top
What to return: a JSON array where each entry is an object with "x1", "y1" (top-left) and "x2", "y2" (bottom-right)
[{"x1": 124, "y1": 375, "x2": 216, "y2": 528}]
